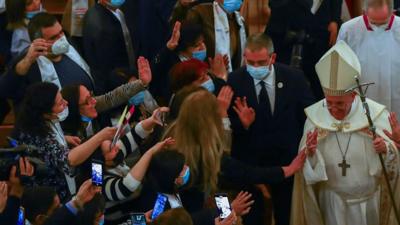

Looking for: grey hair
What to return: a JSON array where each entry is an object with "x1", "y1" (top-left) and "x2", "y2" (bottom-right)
[{"x1": 245, "y1": 33, "x2": 275, "y2": 54}]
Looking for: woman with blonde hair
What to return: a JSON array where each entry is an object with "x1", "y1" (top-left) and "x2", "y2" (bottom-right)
[{"x1": 162, "y1": 86, "x2": 306, "y2": 225}]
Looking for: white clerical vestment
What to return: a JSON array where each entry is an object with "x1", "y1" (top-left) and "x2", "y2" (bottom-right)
[
  {"x1": 337, "y1": 15, "x2": 400, "y2": 116},
  {"x1": 290, "y1": 97, "x2": 400, "y2": 225}
]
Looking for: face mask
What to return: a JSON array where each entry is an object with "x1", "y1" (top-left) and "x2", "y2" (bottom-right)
[
  {"x1": 26, "y1": 4, "x2": 43, "y2": 19},
  {"x1": 192, "y1": 50, "x2": 207, "y2": 61},
  {"x1": 176, "y1": 166, "x2": 190, "y2": 187},
  {"x1": 57, "y1": 106, "x2": 69, "y2": 122},
  {"x1": 81, "y1": 115, "x2": 92, "y2": 123},
  {"x1": 113, "y1": 150, "x2": 125, "y2": 165},
  {"x1": 201, "y1": 78, "x2": 215, "y2": 93},
  {"x1": 128, "y1": 91, "x2": 145, "y2": 106},
  {"x1": 51, "y1": 35, "x2": 70, "y2": 55},
  {"x1": 108, "y1": 0, "x2": 126, "y2": 8},
  {"x1": 246, "y1": 65, "x2": 270, "y2": 80},
  {"x1": 223, "y1": 0, "x2": 243, "y2": 13},
  {"x1": 181, "y1": 167, "x2": 190, "y2": 186}
]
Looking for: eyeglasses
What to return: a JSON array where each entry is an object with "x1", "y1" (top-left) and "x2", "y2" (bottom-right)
[{"x1": 79, "y1": 92, "x2": 96, "y2": 106}]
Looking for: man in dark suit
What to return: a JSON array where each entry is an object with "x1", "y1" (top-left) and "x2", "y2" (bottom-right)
[
  {"x1": 266, "y1": 0, "x2": 342, "y2": 100},
  {"x1": 227, "y1": 33, "x2": 315, "y2": 225},
  {"x1": 82, "y1": 0, "x2": 138, "y2": 93}
]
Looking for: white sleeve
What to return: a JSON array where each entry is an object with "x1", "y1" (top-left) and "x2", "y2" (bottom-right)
[
  {"x1": 134, "y1": 121, "x2": 153, "y2": 139},
  {"x1": 303, "y1": 149, "x2": 328, "y2": 185}
]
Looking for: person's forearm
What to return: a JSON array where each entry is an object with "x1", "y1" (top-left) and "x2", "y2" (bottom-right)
[
  {"x1": 15, "y1": 57, "x2": 34, "y2": 76},
  {"x1": 140, "y1": 117, "x2": 157, "y2": 132},
  {"x1": 129, "y1": 148, "x2": 155, "y2": 181},
  {"x1": 68, "y1": 133, "x2": 103, "y2": 166}
]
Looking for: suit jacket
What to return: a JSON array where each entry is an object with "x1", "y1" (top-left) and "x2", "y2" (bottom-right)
[
  {"x1": 82, "y1": 3, "x2": 136, "y2": 92},
  {"x1": 267, "y1": 0, "x2": 342, "y2": 37},
  {"x1": 227, "y1": 63, "x2": 315, "y2": 167}
]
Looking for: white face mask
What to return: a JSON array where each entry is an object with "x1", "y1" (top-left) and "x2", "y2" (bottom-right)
[
  {"x1": 57, "y1": 106, "x2": 69, "y2": 122},
  {"x1": 51, "y1": 35, "x2": 70, "y2": 55}
]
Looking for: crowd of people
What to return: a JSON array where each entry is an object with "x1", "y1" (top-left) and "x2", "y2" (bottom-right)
[{"x1": 1, "y1": 0, "x2": 400, "y2": 225}]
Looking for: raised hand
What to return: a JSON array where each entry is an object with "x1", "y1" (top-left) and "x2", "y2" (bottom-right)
[
  {"x1": 149, "y1": 137, "x2": 176, "y2": 154},
  {"x1": 209, "y1": 54, "x2": 228, "y2": 80},
  {"x1": 383, "y1": 112, "x2": 400, "y2": 144},
  {"x1": 233, "y1": 97, "x2": 255, "y2": 129},
  {"x1": 150, "y1": 107, "x2": 170, "y2": 126},
  {"x1": 282, "y1": 150, "x2": 307, "y2": 177},
  {"x1": 73, "y1": 179, "x2": 101, "y2": 209},
  {"x1": 138, "y1": 56, "x2": 152, "y2": 86},
  {"x1": 167, "y1": 21, "x2": 181, "y2": 50},
  {"x1": 305, "y1": 129, "x2": 318, "y2": 156},
  {"x1": 217, "y1": 86, "x2": 234, "y2": 117},
  {"x1": 9, "y1": 157, "x2": 34, "y2": 197},
  {"x1": 231, "y1": 191, "x2": 254, "y2": 216}
]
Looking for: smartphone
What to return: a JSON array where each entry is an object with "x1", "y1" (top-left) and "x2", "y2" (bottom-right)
[
  {"x1": 151, "y1": 193, "x2": 168, "y2": 220},
  {"x1": 156, "y1": 111, "x2": 168, "y2": 127},
  {"x1": 214, "y1": 193, "x2": 232, "y2": 219},
  {"x1": 91, "y1": 160, "x2": 103, "y2": 186},
  {"x1": 131, "y1": 213, "x2": 147, "y2": 225},
  {"x1": 17, "y1": 207, "x2": 25, "y2": 225}
]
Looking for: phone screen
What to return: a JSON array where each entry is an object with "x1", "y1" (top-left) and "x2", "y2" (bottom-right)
[
  {"x1": 17, "y1": 207, "x2": 25, "y2": 225},
  {"x1": 151, "y1": 193, "x2": 168, "y2": 220},
  {"x1": 91, "y1": 161, "x2": 103, "y2": 186},
  {"x1": 214, "y1": 193, "x2": 232, "y2": 219},
  {"x1": 131, "y1": 213, "x2": 147, "y2": 225}
]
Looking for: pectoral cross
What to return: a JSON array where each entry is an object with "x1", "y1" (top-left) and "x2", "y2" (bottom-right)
[{"x1": 338, "y1": 159, "x2": 350, "y2": 176}]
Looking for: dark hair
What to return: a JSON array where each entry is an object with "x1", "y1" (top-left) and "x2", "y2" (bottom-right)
[
  {"x1": 175, "y1": 22, "x2": 204, "y2": 53},
  {"x1": 168, "y1": 85, "x2": 204, "y2": 122},
  {"x1": 6, "y1": 0, "x2": 27, "y2": 30},
  {"x1": 61, "y1": 84, "x2": 81, "y2": 135},
  {"x1": 22, "y1": 186, "x2": 58, "y2": 222},
  {"x1": 147, "y1": 150, "x2": 185, "y2": 194},
  {"x1": 151, "y1": 208, "x2": 194, "y2": 225},
  {"x1": 13, "y1": 82, "x2": 59, "y2": 138},
  {"x1": 28, "y1": 12, "x2": 58, "y2": 40},
  {"x1": 169, "y1": 58, "x2": 208, "y2": 93},
  {"x1": 77, "y1": 194, "x2": 105, "y2": 225}
]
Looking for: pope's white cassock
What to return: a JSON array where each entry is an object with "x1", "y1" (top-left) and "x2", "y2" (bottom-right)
[
  {"x1": 291, "y1": 41, "x2": 400, "y2": 225},
  {"x1": 337, "y1": 13, "x2": 400, "y2": 116}
]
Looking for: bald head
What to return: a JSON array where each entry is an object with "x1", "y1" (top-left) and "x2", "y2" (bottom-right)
[{"x1": 366, "y1": 0, "x2": 393, "y2": 25}]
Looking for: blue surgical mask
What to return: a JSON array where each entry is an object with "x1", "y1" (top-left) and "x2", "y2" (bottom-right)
[
  {"x1": 128, "y1": 91, "x2": 145, "y2": 106},
  {"x1": 108, "y1": 0, "x2": 125, "y2": 8},
  {"x1": 246, "y1": 64, "x2": 271, "y2": 80},
  {"x1": 192, "y1": 50, "x2": 207, "y2": 61},
  {"x1": 81, "y1": 115, "x2": 92, "y2": 123},
  {"x1": 223, "y1": 0, "x2": 243, "y2": 13},
  {"x1": 26, "y1": 4, "x2": 43, "y2": 19},
  {"x1": 181, "y1": 167, "x2": 190, "y2": 186},
  {"x1": 201, "y1": 78, "x2": 215, "y2": 93}
]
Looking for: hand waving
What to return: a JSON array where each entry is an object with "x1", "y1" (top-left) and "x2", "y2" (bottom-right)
[{"x1": 233, "y1": 97, "x2": 255, "y2": 129}]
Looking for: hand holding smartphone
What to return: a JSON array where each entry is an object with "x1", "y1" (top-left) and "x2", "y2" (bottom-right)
[
  {"x1": 215, "y1": 193, "x2": 232, "y2": 219},
  {"x1": 151, "y1": 193, "x2": 168, "y2": 220},
  {"x1": 91, "y1": 160, "x2": 103, "y2": 186}
]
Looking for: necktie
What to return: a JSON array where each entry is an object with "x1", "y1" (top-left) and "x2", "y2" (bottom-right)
[
  {"x1": 116, "y1": 10, "x2": 136, "y2": 71},
  {"x1": 259, "y1": 81, "x2": 272, "y2": 116}
]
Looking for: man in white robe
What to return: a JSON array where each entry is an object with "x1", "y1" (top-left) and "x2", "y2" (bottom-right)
[
  {"x1": 337, "y1": 0, "x2": 400, "y2": 116},
  {"x1": 290, "y1": 41, "x2": 400, "y2": 225}
]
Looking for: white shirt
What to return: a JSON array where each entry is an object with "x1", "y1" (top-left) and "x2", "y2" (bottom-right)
[
  {"x1": 0, "y1": 0, "x2": 5, "y2": 13},
  {"x1": 252, "y1": 65, "x2": 276, "y2": 113}
]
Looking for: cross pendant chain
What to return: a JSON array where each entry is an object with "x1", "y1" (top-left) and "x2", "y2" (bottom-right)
[
  {"x1": 338, "y1": 158, "x2": 351, "y2": 176},
  {"x1": 334, "y1": 132, "x2": 352, "y2": 177}
]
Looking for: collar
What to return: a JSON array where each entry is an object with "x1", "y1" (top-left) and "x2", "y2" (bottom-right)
[
  {"x1": 252, "y1": 65, "x2": 275, "y2": 87},
  {"x1": 363, "y1": 14, "x2": 395, "y2": 31},
  {"x1": 305, "y1": 96, "x2": 386, "y2": 132}
]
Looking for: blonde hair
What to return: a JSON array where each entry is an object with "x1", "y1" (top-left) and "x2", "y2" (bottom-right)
[{"x1": 163, "y1": 89, "x2": 226, "y2": 192}]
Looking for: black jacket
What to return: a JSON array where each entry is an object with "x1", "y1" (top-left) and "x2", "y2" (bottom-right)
[
  {"x1": 82, "y1": 3, "x2": 136, "y2": 92},
  {"x1": 228, "y1": 64, "x2": 315, "y2": 167}
]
